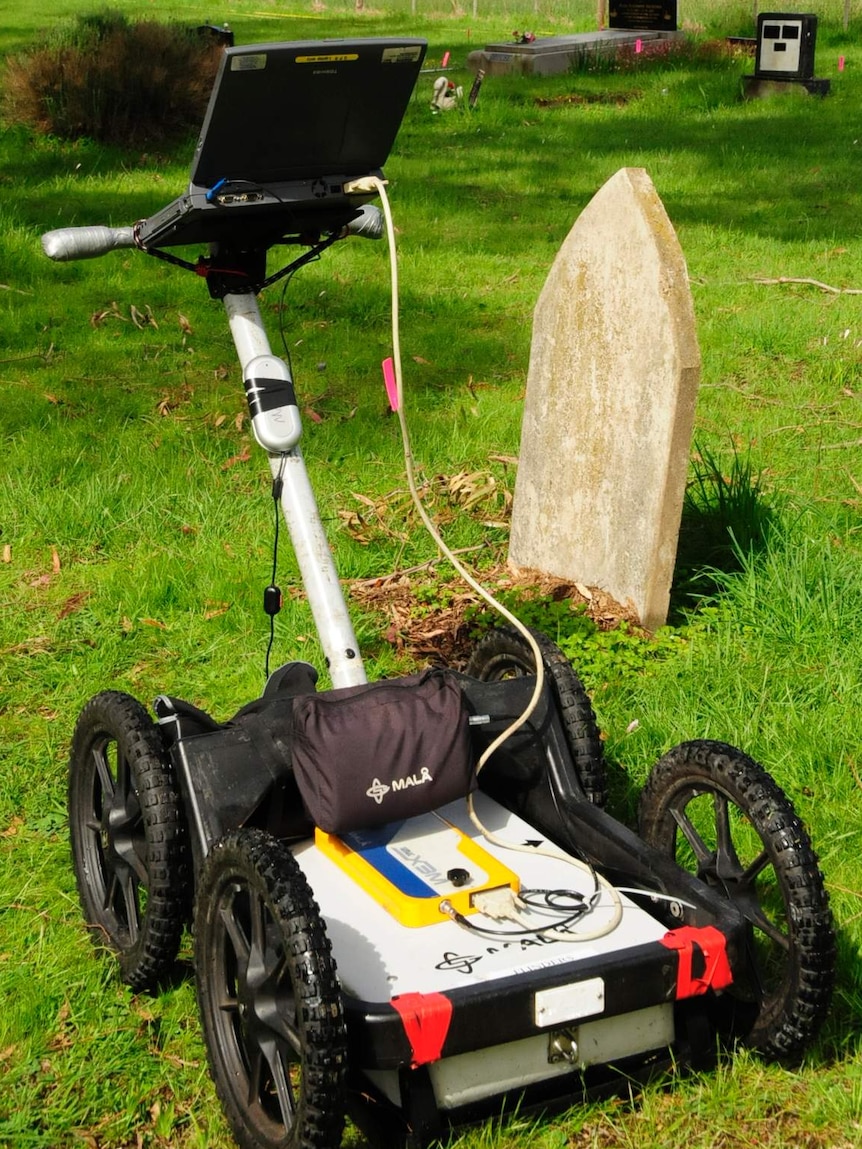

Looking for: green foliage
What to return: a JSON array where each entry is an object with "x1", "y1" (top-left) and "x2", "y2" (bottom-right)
[
  {"x1": 558, "y1": 618, "x2": 686, "y2": 687},
  {"x1": 571, "y1": 33, "x2": 751, "y2": 78},
  {"x1": 469, "y1": 589, "x2": 687, "y2": 690},
  {"x1": 673, "y1": 442, "x2": 777, "y2": 610},
  {"x1": 2, "y1": 9, "x2": 224, "y2": 145}
]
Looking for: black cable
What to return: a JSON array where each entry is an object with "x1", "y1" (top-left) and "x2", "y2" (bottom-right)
[
  {"x1": 264, "y1": 456, "x2": 287, "y2": 680},
  {"x1": 445, "y1": 908, "x2": 590, "y2": 940},
  {"x1": 278, "y1": 265, "x2": 299, "y2": 369},
  {"x1": 444, "y1": 891, "x2": 599, "y2": 940},
  {"x1": 261, "y1": 233, "x2": 338, "y2": 292},
  {"x1": 519, "y1": 888, "x2": 589, "y2": 913}
]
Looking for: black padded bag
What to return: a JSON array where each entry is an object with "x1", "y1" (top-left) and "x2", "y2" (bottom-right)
[{"x1": 291, "y1": 668, "x2": 475, "y2": 833}]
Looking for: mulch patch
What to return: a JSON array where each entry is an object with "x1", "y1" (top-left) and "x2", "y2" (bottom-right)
[{"x1": 346, "y1": 563, "x2": 638, "y2": 668}]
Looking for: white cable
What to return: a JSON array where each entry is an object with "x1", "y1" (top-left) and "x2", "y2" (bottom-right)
[
  {"x1": 370, "y1": 176, "x2": 545, "y2": 775},
  {"x1": 370, "y1": 177, "x2": 622, "y2": 942},
  {"x1": 463, "y1": 817, "x2": 623, "y2": 941}
]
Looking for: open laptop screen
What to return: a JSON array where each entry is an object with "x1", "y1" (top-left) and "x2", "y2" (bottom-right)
[
  {"x1": 137, "y1": 37, "x2": 426, "y2": 249},
  {"x1": 191, "y1": 39, "x2": 427, "y2": 190}
]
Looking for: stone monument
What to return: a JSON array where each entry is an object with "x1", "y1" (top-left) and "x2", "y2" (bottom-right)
[
  {"x1": 609, "y1": 0, "x2": 678, "y2": 31},
  {"x1": 508, "y1": 168, "x2": 700, "y2": 631}
]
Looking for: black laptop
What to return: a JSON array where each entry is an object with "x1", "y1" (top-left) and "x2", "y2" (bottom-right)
[{"x1": 138, "y1": 37, "x2": 427, "y2": 249}]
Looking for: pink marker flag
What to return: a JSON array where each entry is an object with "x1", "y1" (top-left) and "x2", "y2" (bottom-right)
[
  {"x1": 382, "y1": 357, "x2": 400, "y2": 411},
  {"x1": 442, "y1": 50, "x2": 451, "y2": 68},
  {"x1": 839, "y1": 55, "x2": 845, "y2": 71},
  {"x1": 635, "y1": 38, "x2": 643, "y2": 53}
]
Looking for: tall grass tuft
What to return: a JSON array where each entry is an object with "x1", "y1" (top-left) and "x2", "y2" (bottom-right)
[
  {"x1": 2, "y1": 9, "x2": 224, "y2": 145},
  {"x1": 672, "y1": 443, "x2": 777, "y2": 610}
]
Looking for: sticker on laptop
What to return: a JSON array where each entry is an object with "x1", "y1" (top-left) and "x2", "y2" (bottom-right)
[
  {"x1": 382, "y1": 46, "x2": 424, "y2": 63},
  {"x1": 231, "y1": 53, "x2": 268, "y2": 71},
  {"x1": 295, "y1": 53, "x2": 360, "y2": 64}
]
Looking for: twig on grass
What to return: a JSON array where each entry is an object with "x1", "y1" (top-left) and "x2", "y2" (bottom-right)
[
  {"x1": 0, "y1": 347, "x2": 53, "y2": 366},
  {"x1": 804, "y1": 437, "x2": 862, "y2": 452},
  {"x1": 829, "y1": 882, "x2": 862, "y2": 901},
  {"x1": 347, "y1": 544, "x2": 486, "y2": 588},
  {"x1": 753, "y1": 275, "x2": 862, "y2": 295},
  {"x1": 8, "y1": 903, "x2": 51, "y2": 920},
  {"x1": 715, "y1": 382, "x2": 783, "y2": 405}
]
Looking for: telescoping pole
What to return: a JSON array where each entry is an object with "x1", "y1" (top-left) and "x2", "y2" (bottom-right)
[{"x1": 224, "y1": 291, "x2": 367, "y2": 688}]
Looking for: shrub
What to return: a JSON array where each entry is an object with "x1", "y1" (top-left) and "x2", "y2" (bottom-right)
[{"x1": 2, "y1": 9, "x2": 225, "y2": 146}]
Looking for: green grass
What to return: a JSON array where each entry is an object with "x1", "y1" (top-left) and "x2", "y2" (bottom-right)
[{"x1": 3, "y1": 1, "x2": 862, "y2": 1146}]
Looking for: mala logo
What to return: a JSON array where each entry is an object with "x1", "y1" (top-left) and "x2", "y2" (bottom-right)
[{"x1": 366, "y1": 767, "x2": 433, "y2": 805}]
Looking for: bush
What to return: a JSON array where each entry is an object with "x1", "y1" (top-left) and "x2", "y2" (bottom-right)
[{"x1": 2, "y1": 10, "x2": 225, "y2": 146}]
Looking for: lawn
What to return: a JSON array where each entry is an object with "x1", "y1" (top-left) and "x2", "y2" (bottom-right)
[{"x1": 1, "y1": 1, "x2": 862, "y2": 1146}]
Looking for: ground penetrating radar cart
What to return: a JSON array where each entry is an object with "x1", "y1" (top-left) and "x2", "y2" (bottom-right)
[{"x1": 43, "y1": 36, "x2": 835, "y2": 1149}]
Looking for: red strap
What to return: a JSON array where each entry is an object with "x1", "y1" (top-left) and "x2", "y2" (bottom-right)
[
  {"x1": 660, "y1": 925, "x2": 733, "y2": 999},
  {"x1": 391, "y1": 992, "x2": 454, "y2": 1067}
]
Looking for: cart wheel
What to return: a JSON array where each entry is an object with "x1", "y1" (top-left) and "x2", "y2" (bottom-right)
[
  {"x1": 638, "y1": 740, "x2": 834, "y2": 1059},
  {"x1": 68, "y1": 690, "x2": 189, "y2": 991},
  {"x1": 195, "y1": 828, "x2": 346, "y2": 1149},
  {"x1": 465, "y1": 625, "x2": 607, "y2": 805}
]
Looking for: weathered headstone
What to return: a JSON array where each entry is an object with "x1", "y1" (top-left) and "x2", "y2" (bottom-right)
[{"x1": 508, "y1": 168, "x2": 700, "y2": 631}]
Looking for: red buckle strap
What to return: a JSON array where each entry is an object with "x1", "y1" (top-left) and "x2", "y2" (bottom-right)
[
  {"x1": 391, "y1": 992, "x2": 454, "y2": 1067},
  {"x1": 660, "y1": 925, "x2": 733, "y2": 999}
]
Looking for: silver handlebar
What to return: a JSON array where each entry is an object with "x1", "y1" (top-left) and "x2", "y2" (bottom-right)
[
  {"x1": 41, "y1": 225, "x2": 137, "y2": 262},
  {"x1": 41, "y1": 204, "x2": 383, "y2": 263}
]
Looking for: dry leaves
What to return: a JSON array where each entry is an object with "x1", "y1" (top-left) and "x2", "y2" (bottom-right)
[
  {"x1": 90, "y1": 301, "x2": 159, "y2": 327},
  {"x1": 210, "y1": 411, "x2": 246, "y2": 432},
  {"x1": 130, "y1": 304, "x2": 157, "y2": 329},
  {"x1": 57, "y1": 592, "x2": 91, "y2": 619},
  {"x1": 89, "y1": 300, "x2": 125, "y2": 326},
  {"x1": 222, "y1": 447, "x2": 251, "y2": 470},
  {"x1": 155, "y1": 383, "x2": 194, "y2": 417},
  {"x1": 338, "y1": 470, "x2": 512, "y2": 547},
  {"x1": 1, "y1": 816, "x2": 24, "y2": 839}
]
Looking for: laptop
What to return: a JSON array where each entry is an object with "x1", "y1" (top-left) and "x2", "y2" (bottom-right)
[{"x1": 138, "y1": 37, "x2": 427, "y2": 249}]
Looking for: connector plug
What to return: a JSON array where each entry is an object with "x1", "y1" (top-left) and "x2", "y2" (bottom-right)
[
  {"x1": 343, "y1": 176, "x2": 387, "y2": 195},
  {"x1": 471, "y1": 886, "x2": 521, "y2": 921}
]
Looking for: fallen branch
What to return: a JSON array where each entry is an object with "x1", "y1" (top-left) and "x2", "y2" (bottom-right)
[
  {"x1": 710, "y1": 381, "x2": 782, "y2": 405},
  {"x1": 753, "y1": 275, "x2": 862, "y2": 295},
  {"x1": 0, "y1": 347, "x2": 53, "y2": 366},
  {"x1": 803, "y1": 436, "x2": 862, "y2": 451},
  {"x1": 347, "y1": 544, "x2": 486, "y2": 588}
]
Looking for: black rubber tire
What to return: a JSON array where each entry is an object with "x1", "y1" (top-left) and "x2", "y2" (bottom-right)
[
  {"x1": 68, "y1": 690, "x2": 189, "y2": 991},
  {"x1": 465, "y1": 625, "x2": 607, "y2": 806},
  {"x1": 638, "y1": 740, "x2": 835, "y2": 1059},
  {"x1": 195, "y1": 828, "x2": 347, "y2": 1149}
]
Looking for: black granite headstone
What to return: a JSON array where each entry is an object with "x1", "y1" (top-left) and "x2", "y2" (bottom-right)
[{"x1": 609, "y1": 0, "x2": 677, "y2": 31}]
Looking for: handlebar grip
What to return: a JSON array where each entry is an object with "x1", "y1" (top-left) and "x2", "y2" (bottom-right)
[
  {"x1": 41, "y1": 225, "x2": 137, "y2": 262},
  {"x1": 344, "y1": 205, "x2": 383, "y2": 241}
]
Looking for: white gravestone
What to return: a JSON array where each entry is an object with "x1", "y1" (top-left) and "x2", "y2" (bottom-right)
[{"x1": 508, "y1": 168, "x2": 700, "y2": 631}]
